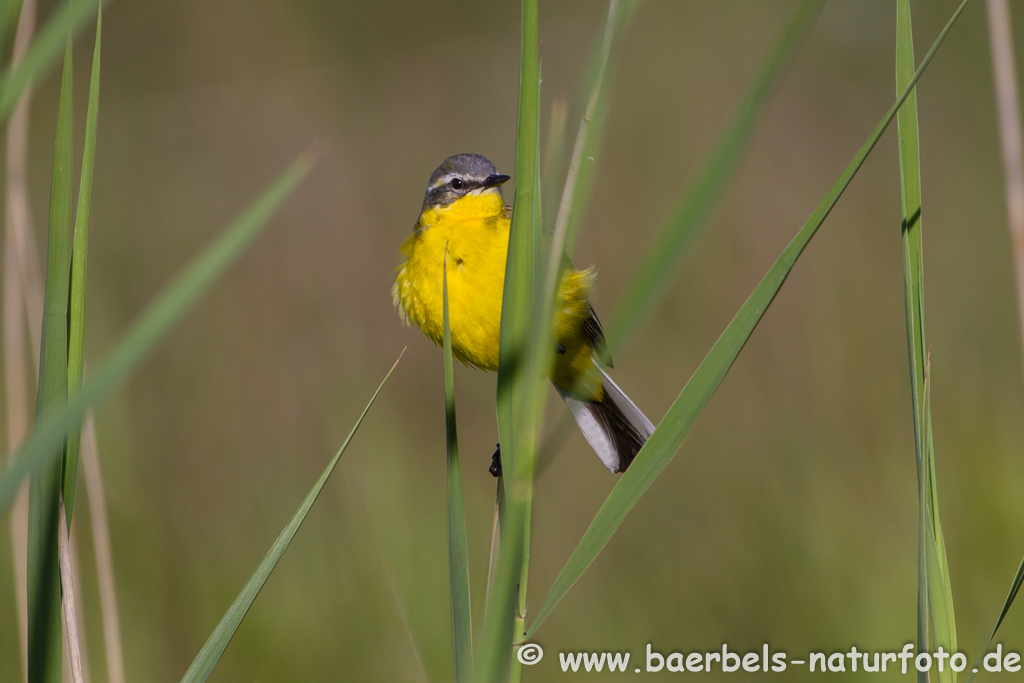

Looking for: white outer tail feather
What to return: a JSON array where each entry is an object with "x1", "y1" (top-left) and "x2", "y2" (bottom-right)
[{"x1": 554, "y1": 368, "x2": 655, "y2": 472}]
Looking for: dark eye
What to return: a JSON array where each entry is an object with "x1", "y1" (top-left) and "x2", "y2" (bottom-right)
[{"x1": 449, "y1": 177, "x2": 464, "y2": 191}]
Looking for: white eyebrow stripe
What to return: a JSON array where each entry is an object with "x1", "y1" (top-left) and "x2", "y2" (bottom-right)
[{"x1": 430, "y1": 173, "x2": 457, "y2": 189}]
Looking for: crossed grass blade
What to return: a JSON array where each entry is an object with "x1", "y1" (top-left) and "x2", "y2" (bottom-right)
[
  {"x1": 604, "y1": 0, "x2": 821, "y2": 359},
  {"x1": 0, "y1": 151, "x2": 316, "y2": 516},
  {"x1": 180, "y1": 353, "x2": 403, "y2": 683},
  {"x1": 0, "y1": 0, "x2": 23, "y2": 54},
  {"x1": 0, "y1": 0, "x2": 107, "y2": 121},
  {"x1": 526, "y1": 0, "x2": 973, "y2": 638}
]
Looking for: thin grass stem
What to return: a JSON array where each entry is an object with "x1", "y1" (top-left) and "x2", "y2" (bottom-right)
[
  {"x1": 3, "y1": 3, "x2": 38, "y2": 677},
  {"x1": 352, "y1": 477, "x2": 430, "y2": 683},
  {"x1": 483, "y1": 478, "x2": 503, "y2": 623},
  {"x1": 80, "y1": 414, "x2": 123, "y2": 683},
  {"x1": 987, "y1": 0, "x2": 1024, "y2": 369},
  {"x1": 56, "y1": 497, "x2": 83, "y2": 683},
  {"x1": 548, "y1": 0, "x2": 628, "y2": 265},
  {"x1": 533, "y1": 411, "x2": 574, "y2": 480},
  {"x1": 541, "y1": 98, "x2": 567, "y2": 232},
  {"x1": 961, "y1": 8, "x2": 1024, "y2": 674}
]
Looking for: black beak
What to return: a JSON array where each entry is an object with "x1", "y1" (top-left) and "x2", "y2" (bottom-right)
[{"x1": 482, "y1": 174, "x2": 511, "y2": 188}]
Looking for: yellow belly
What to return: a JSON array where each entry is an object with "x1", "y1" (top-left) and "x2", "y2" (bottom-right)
[
  {"x1": 393, "y1": 194, "x2": 600, "y2": 398},
  {"x1": 394, "y1": 208, "x2": 506, "y2": 370}
]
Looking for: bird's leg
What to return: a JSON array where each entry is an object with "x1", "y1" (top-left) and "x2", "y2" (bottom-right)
[
  {"x1": 489, "y1": 443, "x2": 502, "y2": 478},
  {"x1": 555, "y1": 343, "x2": 566, "y2": 355}
]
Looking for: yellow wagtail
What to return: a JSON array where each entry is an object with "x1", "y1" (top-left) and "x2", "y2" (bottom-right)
[{"x1": 393, "y1": 153, "x2": 654, "y2": 473}]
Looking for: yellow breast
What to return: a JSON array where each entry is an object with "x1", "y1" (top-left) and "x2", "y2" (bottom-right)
[
  {"x1": 393, "y1": 192, "x2": 510, "y2": 370},
  {"x1": 393, "y1": 191, "x2": 599, "y2": 397}
]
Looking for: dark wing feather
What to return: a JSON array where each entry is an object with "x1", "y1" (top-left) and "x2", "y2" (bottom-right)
[{"x1": 581, "y1": 307, "x2": 613, "y2": 368}]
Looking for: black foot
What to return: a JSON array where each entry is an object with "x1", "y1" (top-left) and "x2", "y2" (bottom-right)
[
  {"x1": 556, "y1": 343, "x2": 566, "y2": 355},
  {"x1": 489, "y1": 443, "x2": 502, "y2": 478}
]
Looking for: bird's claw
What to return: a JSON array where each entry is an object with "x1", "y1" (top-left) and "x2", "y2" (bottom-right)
[{"x1": 489, "y1": 443, "x2": 502, "y2": 478}]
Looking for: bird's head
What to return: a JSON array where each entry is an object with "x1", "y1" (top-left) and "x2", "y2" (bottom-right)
[{"x1": 421, "y1": 153, "x2": 510, "y2": 211}]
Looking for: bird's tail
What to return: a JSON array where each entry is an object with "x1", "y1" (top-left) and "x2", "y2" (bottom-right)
[{"x1": 554, "y1": 368, "x2": 655, "y2": 473}]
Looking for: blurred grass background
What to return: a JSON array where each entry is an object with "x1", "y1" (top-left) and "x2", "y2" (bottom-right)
[{"x1": 2, "y1": 0, "x2": 1024, "y2": 680}]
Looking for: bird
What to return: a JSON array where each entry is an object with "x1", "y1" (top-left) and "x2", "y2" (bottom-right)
[{"x1": 392, "y1": 153, "x2": 654, "y2": 473}]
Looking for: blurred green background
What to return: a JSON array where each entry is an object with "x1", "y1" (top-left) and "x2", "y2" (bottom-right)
[{"x1": 3, "y1": 0, "x2": 1024, "y2": 680}]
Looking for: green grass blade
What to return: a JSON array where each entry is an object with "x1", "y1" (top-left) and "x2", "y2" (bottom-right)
[
  {"x1": 62, "y1": 4, "x2": 101, "y2": 525},
  {"x1": 479, "y1": 0, "x2": 540, "y2": 679},
  {"x1": 966, "y1": 3, "x2": 1024, "y2": 678},
  {"x1": 352, "y1": 479, "x2": 430, "y2": 683},
  {"x1": 0, "y1": 151, "x2": 315, "y2": 516},
  {"x1": 495, "y1": 0, "x2": 542, "y2": 482},
  {"x1": 27, "y1": 33, "x2": 73, "y2": 683},
  {"x1": 896, "y1": 1, "x2": 930, "y2": 673},
  {"x1": 540, "y1": 98, "x2": 567, "y2": 231},
  {"x1": 896, "y1": 0, "x2": 930, "y2": 668},
  {"x1": 504, "y1": 7, "x2": 640, "y2": 673},
  {"x1": 551, "y1": 0, "x2": 639, "y2": 264},
  {"x1": 965, "y1": 553, "x2": 1024, "y2": 683},
  {"x1": 180, "y1": 353, "x2": 403, "y2": 683},
  {"x1": 537, "y1": 0, "x2": 636, "y2": 377},
  {"x1": 603, "y1": 0, "x2": 820, "y2": 358},
  {"x1": 483, "y1": 479, "x2": 505, "y2": 623},
  {"x1": 896, "y1": 6, "x2": 956, "y2": 681},
  {"x1": 443, "y1": 254, "x2": 472, "y2": 682},
  {"x1": 0, "y1": 0, "x2": 24, "y2": 56},
  {"x1": 526, "y1": 0, "x2": 972, "y2": 638},
  {"x1": 0, "y1": 0, "x2": 107, "y2": 122},
  {"x1": 923, "y1": 358, "x2": 957, "y2": 680}
]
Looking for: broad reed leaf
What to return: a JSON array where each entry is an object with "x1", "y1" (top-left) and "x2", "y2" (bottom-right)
[
  {"x1": 896, "y1": 4, "x2": 956, "y2": 682},
  {"x1": 0, "y1": 152, "x2": 315, "y2": 516},
  {"x1": 443, "y1": 256, "x2": 472, "y2": 682},
  {"x1": 180, "y1": 353, "x2": 403, "y2": 683},
  {"x1": 526, "y1": 0, "x2": 972, "y2": 638},
  {"x1": 504, "y1": 6, "x2": 642, "y2": 671},
  {"x1": 495, "y1": 0, "x2": 542, "y2": 482},
  {"x1": 27, "y1": 33, "x2": 73, "y2": 683},
  {"x1": 604, "y1": 0, "x2": 820, "y2": 358},
  {"x1": 479, "y1": 0, "x2": 540, "y2": 679},
  {"x1": 63, "y1": 5, "x2": 102, "y2": 523},
  {"x1": 0, "y1": 0, "x2": 107, "y2": 121},
  {"x1": 499, "y1": 3, "x2": 641, "y2": 679}
]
